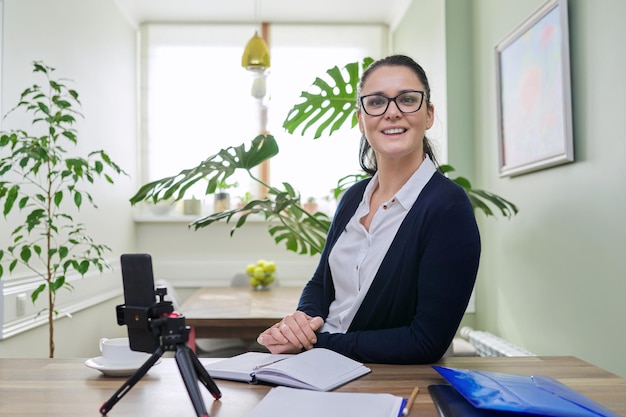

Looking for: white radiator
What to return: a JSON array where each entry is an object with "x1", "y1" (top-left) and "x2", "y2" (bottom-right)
[{"x1": 460, "y1": 326, "x2": 535, "y2": 357}]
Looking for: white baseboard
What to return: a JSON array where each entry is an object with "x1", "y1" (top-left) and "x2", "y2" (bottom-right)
[{"x1": 0, "y1": 258, "x2": 123, "y2": 339}]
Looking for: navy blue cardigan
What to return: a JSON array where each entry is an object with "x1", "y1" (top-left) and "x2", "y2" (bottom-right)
[{"x1": 297, "y1": 171, "x2": 481, "y2": 364}]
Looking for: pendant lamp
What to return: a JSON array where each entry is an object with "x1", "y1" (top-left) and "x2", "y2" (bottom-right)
[{"x1": 241, "y1": 31, "x2": 270, "y2": 71}]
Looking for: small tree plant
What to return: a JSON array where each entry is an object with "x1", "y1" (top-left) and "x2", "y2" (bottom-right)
[{"x1": 0, "y1": 62, "x2": 127, "y2": 357}]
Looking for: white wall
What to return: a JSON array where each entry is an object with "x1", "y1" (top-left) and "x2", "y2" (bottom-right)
[
  {"x1": 134, "y1": 218, "x2": 320, "y2": 296},
  {"x1": 0, "y1": 0, "x2": 137, "y2": 357}
]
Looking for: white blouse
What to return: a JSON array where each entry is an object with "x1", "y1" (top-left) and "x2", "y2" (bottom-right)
[{"x1": 321, "y1": 156, "x2": 436, "y2": 333}]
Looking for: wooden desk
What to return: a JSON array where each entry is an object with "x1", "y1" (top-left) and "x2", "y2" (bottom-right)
[
  {"x1": 180, "y1": 286, "x2": 302, "y2": 351},
  {"x1": 0, "y1": 356, "x2": 624, "y2": 416}
]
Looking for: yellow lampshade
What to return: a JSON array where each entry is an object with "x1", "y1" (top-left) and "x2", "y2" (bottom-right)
[{"x1": 241, "y1": 31, "x2": 270, "y2": 71}]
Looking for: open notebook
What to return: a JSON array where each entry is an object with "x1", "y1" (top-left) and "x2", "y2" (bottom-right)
[{"x1": 204, "y1": 348, "x2": 371, "y2": 391}]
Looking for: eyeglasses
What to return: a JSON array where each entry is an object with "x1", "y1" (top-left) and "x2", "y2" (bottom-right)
[{"x1": 360, "y1": 90, "x2": 426, "y2": 116}]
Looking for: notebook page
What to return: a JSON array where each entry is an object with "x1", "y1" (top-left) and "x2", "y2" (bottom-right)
[{"x1": 248, "y1": 386, "x2": 404, "y2": 417}]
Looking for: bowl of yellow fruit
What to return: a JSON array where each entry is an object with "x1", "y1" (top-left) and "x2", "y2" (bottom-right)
[{"x1": 245, "y1": 259, "x2": 276, "y2": 291}]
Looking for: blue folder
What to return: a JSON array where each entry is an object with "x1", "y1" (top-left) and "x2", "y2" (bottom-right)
[{"x1": 432, "y1": 366, "x2": 620, "y2": 417}]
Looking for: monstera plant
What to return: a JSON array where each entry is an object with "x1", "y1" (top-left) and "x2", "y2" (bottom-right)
[
  {"x1": 131, "y1": 134, "x2": 331, "y2": 255},
  {"x1": 130, "y1": 58, "x2": 517, "y2": 256}
]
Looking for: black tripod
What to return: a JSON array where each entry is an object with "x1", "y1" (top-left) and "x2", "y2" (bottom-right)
[{"x1": 100, "y1": 289, "x2": 221, "y2": 417}]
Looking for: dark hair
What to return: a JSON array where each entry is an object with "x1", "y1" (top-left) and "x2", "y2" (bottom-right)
[{"x1": 357, "y1": 55, "x2": 439, "y2": 175}]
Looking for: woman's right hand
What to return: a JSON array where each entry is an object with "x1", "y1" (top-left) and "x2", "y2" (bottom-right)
[{"x1": 257, "y1": 311, "x2": 324, "y2": 354}]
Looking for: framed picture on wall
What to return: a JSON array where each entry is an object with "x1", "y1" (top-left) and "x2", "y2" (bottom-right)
[{"x1": 495, "y1": 0, "x2": 573, "y2": 177}]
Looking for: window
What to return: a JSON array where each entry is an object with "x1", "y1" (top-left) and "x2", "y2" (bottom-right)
[
  {"x1": 141, "y1": 23, "x2": 387, "y2": 211},
  {"x1": 141, "y1": 24, "x2": 259, "y2": 199}
]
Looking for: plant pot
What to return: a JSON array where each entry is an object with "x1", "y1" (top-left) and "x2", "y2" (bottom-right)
[
  {"x1": 214, "y1": 192, "x2": 230, "y2": 212},
  {"x1": 303, "y1": 201, "x2": 318, "y2": 213},
  {"x1": 183, "y1": 198, "x2": 202, "y2": 215},
  {"x1": 147, "y1": 200, "x2": 176, "y2": 216}
]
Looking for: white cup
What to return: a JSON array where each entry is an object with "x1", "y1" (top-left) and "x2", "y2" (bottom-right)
[{"x1": 99, "y1": 337, "x2": 148, "y2": 366}]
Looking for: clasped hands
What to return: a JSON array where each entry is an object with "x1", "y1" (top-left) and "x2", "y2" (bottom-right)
[{"x1": 257, "y1": 311, "x2": 324, "y2": 354}]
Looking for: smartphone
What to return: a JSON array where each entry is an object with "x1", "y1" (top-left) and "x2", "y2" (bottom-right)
[{"x1": 119, "y1": 253, "x2": 160, "y2": 353}]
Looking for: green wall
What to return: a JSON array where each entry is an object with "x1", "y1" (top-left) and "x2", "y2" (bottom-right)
[{"x1": 396, "y1": 0, "x2": 626, "y2": 378}]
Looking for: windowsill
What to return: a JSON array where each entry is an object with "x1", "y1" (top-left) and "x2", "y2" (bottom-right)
[{"x1": 133, "y1": 212, "x2": 266, "y2": 223}]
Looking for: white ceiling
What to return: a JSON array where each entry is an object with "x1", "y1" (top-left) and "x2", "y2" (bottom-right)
[{"x1": 113, "y1": 0, "x2": 412, "y2": 28}]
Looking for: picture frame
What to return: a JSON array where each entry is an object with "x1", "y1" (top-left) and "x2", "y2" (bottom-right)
[{"x1": 495, "y1": 0, "x2": 573, "y2": 177}]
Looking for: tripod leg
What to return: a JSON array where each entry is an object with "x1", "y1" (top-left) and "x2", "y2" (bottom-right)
[
  {"x1": 100, "y1": 346, "x2": 165, "y2": 415},
  {"x1": 175, "y1": 344, "x2": 211, "y2": 417},
  {"x1": 186, "y1": 345, "x2": 222, "y2": 400}
]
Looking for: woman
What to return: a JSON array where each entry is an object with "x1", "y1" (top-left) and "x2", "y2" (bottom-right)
[{"x1": 257, "y1": 55, "x2": 481, "y2": 364}]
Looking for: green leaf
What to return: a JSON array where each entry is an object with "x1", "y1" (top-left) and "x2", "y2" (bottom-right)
[
  {"x1": 74, "y1": 191, "x2": 82, "y2": 208},
  {"x1": 55, "y1": 99, "x2": 71, "y2": 109},
  {"x1": 283, "y1": 58, "x2": 373, "y2": 139},
  {"x1": 438, "y1": 164, "x2": 454, "y2": 174},
  {"x1": 468, "y1": 189, "x2": 518, "y2": 218},
  {"x1": 452, "y1": 176, "x2": 472, "y2": 190},
  {"x1": 130, "y1": 135, "x2": 279, "y2": 204},
  {"x1": 62, "y1": 130, "x2": 77, "y2": 143},
  {"x1": 468, "y1": 194, "x2": 494, "y2": 217},
  {"x1": 25, "y1": 209, "x2": 45, "y2": 231},
  {"x1": 59, "y1": 246, "x2": 69, "y2": 259},
  {"x1": 51, "y1": 276, "x2": 66, "y2": 292},
  {"x1": 76, "y1": 260, "x2": 90, "y2": 275},
  {"x1": 3, "y1": 185, "x2": 19, "y2": 216},
  {"x1": 31, "y1": 284, "x2": 46, "y2": 302},
  {"x1": 20, "y1": 245, "x2": 32, "y2": 263},
  {"x1": 333, "y1": 173, "x2": 368, "y2": 199},
  {"x1": 54, "y1": 191, "x2": 63, "y2": 207},
  {"x1": 186, "y1": 186, "x2": 330, "y2": 256},
  {"x1": 37, "y1": 101, "x2": 50, "y2": 115}
]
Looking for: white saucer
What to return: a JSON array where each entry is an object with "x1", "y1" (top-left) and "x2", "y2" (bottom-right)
[{"x1": 85, "y1": 356, "x2": 161, "y2": 377}]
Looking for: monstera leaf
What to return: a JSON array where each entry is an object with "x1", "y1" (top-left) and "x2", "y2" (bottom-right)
[
  {"x1": 283, "y1": 57, "x2": 374, "y2": 139},
  {"x1": 189, "y1": 181, "x2": 331, "y2": 256},
  {"x1": 130, "y1": 134, "x2": 331, "y2": 256},
  {"x1": 439, "y1": 165, "x2": 518, "y2": 218},
  {"x1": 131, "y1": 134, "x2": 279, "y2": 203}
]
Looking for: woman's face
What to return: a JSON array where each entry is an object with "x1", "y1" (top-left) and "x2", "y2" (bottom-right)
[{"x1": 357, "y1": 65, "x2": 434, "y2": 166}]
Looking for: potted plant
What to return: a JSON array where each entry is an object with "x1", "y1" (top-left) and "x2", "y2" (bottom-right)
[
  {"x1": 129, "y1": 58, "x2": 517, "y2": 256},
  {"x1": 213, "y1": 180, "x2": 238, "y2": 212},
  {"x1": 303, "y1": 197, "x2": 318, "y2": 213},
  {"x1": 0, "y1": 62, "x2": 127, "y2": 357},
  {"x1": 237, "y1": 191, "x2": 253, "y2": 209},
  {"x1": 182, "y1": 196, "x2": 202, "y2": 215}
]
